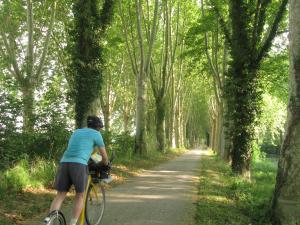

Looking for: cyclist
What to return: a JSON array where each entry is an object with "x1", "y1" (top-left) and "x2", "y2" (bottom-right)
[{"x1": 44, "y1": 115, "x2": 109, "y2": 225}]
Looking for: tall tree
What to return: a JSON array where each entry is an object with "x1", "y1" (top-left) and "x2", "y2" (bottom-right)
[
  {"x1": 0, "y1": 0, "x2": 57, "y2": 132},
  {"x1": 271, "y1": 0, "x2": 300, "y2": 223},
  {"x1": 69, "y1": 0, "x2": 115, "y2": 128},
  {"x1": 201, "y1": 0, "x2": 228, "y2": 159},
  {"x1": 119, "y1": 0, "x2": 159, "y2": 154},
  {"x1": 213, "y1": 0, "x2": 288, "y2": 176},
  {"x1": 148, "y1": 0, "x2": 180, "y2": 151}
]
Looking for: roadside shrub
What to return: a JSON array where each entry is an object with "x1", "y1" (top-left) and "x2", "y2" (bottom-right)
[
  {"x1": 0, "y1": 157, "x2": 57, "y2": 193},
  {"x1": 0, "y1": 126, "x2": 70, "y2": 169},
  {"x1": 261, "y1": 142, "x2": 280, "y2": 155},
  {"x1": 1, "y1": 159, "x2": 31, "y2": 192},
  {"x1": 111, "y1": 132, "x2": 135, "y2": 155},
  {"x1": 31, "y1": 159, "x2": 57, "y2": 187},
  {"x1": 252, "y1": 142, "x2": 266, "y2": 161}
]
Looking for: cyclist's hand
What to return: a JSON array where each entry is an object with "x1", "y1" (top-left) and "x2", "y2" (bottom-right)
[
  {"x1": 100, "y1": 161, "x2": 111, "y2": 171},
  {"x1": 105, "y1": 161, "x2": 112, "y2": 170}
]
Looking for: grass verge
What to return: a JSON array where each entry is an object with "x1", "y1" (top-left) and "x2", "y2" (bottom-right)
[
  {"x1": 0, "y1": 148, "x2": 187, "y2": 225},
  {"x1": 196, "y1": 152, "x2": 277, "y2": 225}
]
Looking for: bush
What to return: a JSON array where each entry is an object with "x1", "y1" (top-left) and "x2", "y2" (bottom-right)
[
  {"x1": 1, "y1": 159, "x2": 31, "y2": 192},
  {"x1": 260, "y1": 142, "x2": 280, "y2": 155},
  {"x1": 0, "y1": 157, "x2": 57, "y2": 194},
  {"x1": 31, "y1": 159, "x2": 57, "y2": 187},
  {"x1": 252, "y1": 142, "x2": 266, "y2": 161},
  {"x1": 111, "y1": 132, "x2": 135, "y2": 155},
  {"x1": 0, "y1": 126, "x2": 70, "y2": 170}
]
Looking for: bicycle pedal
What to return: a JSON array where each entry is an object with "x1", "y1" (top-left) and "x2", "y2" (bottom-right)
[{"x1": 43, "y1": 217, "x2": 51, "y2": 225}]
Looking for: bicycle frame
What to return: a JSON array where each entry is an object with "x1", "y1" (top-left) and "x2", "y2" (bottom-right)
[
  {"x1": 79, "y1": 174, "x2": 105, "y2": 225},
  {"x1": 79, "y1": 175, "x2": 92, "y2": 225},
  {"x1": 78, "y1": 151, "x2": 114, "y2": 225}
]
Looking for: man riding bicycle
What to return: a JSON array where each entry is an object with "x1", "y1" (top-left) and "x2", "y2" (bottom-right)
[{"x1": 44, "y1": 115, "x2": 109, "y2": 225}]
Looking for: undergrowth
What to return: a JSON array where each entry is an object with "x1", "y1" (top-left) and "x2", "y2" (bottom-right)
[{"x1": 196, "y1": 152, "x2": 277, "y2": 225}]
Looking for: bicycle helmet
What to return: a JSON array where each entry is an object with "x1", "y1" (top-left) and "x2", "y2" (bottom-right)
[{"x1": 87, "y1": 115, "x2": 104, "y2": 129}]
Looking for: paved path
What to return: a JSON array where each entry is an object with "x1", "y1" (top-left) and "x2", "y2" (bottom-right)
[{"x1": 27, "y1": 149, "x2": 201, "y2": 225}]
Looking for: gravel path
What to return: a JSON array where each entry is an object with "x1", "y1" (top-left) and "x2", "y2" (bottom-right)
[{"x1": 27, "y1": 149, "x2": 201, "y2": 225}]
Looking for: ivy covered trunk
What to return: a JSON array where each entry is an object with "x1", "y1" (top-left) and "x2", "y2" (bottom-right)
[
  {"x1": 226, "y1": 1, "x2": 256, "y2": 177},
  {"x1": 155, "y1": 96, "x2": 166, "y2": 152},
  {"x1": 224, "y1": 0, "x2": 287, "y2": 177},
  {"x1": 227, "y1": 66, "x2": 260, "y2": 177},
  {"x1": 271, "y1": 0, "x2": 300, "y2": 223},
  {"x1": 70, "y1": 0, "x2": 114, "y2": 128}
]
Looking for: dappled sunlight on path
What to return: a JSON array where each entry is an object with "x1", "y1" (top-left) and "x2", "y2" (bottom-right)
[{"x1": 100, "y1": 149, "x2": 202, "y2": 225}]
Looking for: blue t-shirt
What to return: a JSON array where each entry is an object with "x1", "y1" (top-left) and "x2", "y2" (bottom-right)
[{"x1": 60, "y1": 128, "x2": 105, "y2": 165}]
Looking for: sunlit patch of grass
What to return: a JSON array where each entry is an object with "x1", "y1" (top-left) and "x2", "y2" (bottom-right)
[{"x1": 196, "y1": 154, "x2": 277, "y2": 225}]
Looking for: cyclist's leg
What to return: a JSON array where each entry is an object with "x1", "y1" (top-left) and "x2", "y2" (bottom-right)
[
  {"x1": 50, "y1": 163, "x2": 71, "y2": 212},
  {"x1": 72, "y1": 192, "x2": 85, "y2": 219},
  {"x1": 50, "y1": 191, "x2": 67, "y2": 212},
  {"x1": 69, "y1": 163, "x2": 88, "y2": 224}
]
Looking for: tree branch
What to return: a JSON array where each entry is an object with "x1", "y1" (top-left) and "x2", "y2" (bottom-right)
[
  {"x1": 99, "y1": 0, "x2": 115, "y2": 34},
  {"x1": 118, "y1": 0, "x2": 138, "y2": 76},
  {"x1": 211, "y1": 2, "x2": 232, "y2": 47},
  {"x1": 0, "y1": 29, "x2": 23, "y2": 83},
  {"x1": 35, "y1": 1, "x2": 57, "y2": 82},
  {"x1": 26, "y1": 0, "x2": 34, "y2": 79},
  {"x1": 144, "y1": 0, "x2": 159, "y2": 75},
  {"x1": 256, "y1": 0, "x2": 288, "y2": 63}
]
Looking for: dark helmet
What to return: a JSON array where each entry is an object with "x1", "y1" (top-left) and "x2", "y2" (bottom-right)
[{"x1": 87, "y1": 115, "x2": 104, "y2": 129}]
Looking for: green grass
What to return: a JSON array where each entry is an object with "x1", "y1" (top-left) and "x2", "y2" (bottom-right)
[
  {"x1": 0, "y1": 158, "x2": 57, "y2": 193},
  {"x1": 0, "y1": 158, "x2": 58, "y2": 225},
  {"x1": 196, "y1": 153, "x2": 277, "y2": 225}
]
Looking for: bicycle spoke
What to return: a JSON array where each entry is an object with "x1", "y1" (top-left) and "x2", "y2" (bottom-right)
[
  {"x1": 85, "y1": 185, "x2": 105, "y2": 225},
  {"x1": 43, "y1": 210, "x2": 66, "y2": 225}
]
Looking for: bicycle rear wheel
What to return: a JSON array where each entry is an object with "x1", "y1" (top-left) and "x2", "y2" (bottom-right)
[
  {"x1": 85, "y1": 184, "x2": 106, "y2": 225},
  {"x1": 43, "y1": 210, "x2": 66, "y2": 225}
]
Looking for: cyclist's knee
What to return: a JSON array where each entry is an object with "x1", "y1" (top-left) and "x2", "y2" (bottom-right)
[
  {"x1": 75, "y1": 192, "x2": 84, "y2": 199},
  {"x1": 57, "y1": 191, "x2": 67, "y2": 196}
]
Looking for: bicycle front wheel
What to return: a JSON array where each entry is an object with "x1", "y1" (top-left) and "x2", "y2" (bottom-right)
[
  {"x1": 43, "y1": 210, "x2": 66, "y2": 225},
  {"x1": 85, "y1": 184, "x2": 106, "y2": 225}
]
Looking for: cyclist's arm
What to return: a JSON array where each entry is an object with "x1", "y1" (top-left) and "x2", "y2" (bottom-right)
[{"x1": 97, "y1": 146, "x2": 109, "y2": 165}]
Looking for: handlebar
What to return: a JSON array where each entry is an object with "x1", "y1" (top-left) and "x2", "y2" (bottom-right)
[{"x1": 88, "y1": 151, "x2": 115, "y2": 184}]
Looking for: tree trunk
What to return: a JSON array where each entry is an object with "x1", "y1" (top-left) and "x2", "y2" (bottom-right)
[
  {"x1": 134, "y1": 0, "x2": 159, "y2": 155},
  {"x1": 99, "y1": 93, "x2": 111, "y2": 132},
  {"x1": 215, "y1": 106, "x2": 224, "y2": 155},
  {"x1": 174, "y1": 101, "x2": 180, "y2": 148},
  {"x1": 135, "y1": 74, "x2": 147, "y2": 154},
  {"x1": 123, "y1": 109, "x2": 130, "y2": 133},
  {"x1": 155, "y1": 96, "x2": 166, "y2": 151},
  {"x1": 271, "y1": 1, "x2": 300, "y2": 223},
  {"x1": 211, "y1": 118, "x2": 216, "y2": 151},
  {"x1": 22, "y1": 85, "x2": 35, "y2": 133}
]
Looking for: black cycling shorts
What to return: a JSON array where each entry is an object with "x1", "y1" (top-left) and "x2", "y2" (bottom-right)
[{"x1": 54, "y1": 162, "x2": 88, "y2": 193}]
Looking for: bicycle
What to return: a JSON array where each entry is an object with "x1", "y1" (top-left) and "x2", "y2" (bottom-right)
[{"x1": 43, "y1": 152, "x2": 115, "y2": 225}]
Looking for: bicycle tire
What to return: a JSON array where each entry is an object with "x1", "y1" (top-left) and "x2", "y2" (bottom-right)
[
  {"x1": 85, "y1": 184, "x2": 106, "y2": 225},
  {"x1": 43, "y1": 210, "x2": 66, "y2": 225}
]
